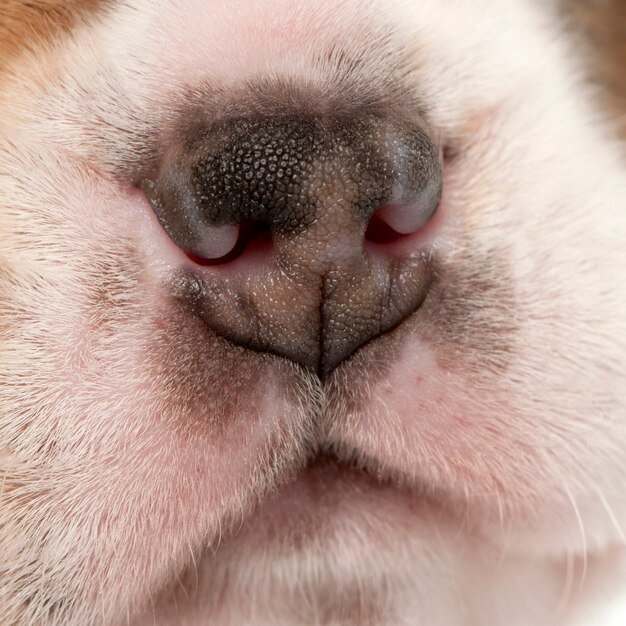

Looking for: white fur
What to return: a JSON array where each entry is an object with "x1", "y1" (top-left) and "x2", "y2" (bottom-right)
[{"x1": 0, "y1": 0, "x2": 625, "y2": 624}]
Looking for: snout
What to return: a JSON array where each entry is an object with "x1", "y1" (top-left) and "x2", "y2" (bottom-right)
[{"x1": 141, "y1": 111, "x2": 441, "y2": 375}]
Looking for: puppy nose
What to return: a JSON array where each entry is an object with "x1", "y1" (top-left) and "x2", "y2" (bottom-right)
[{"x1": 142, "y1": 114, "x2": 441, "y2": 375}]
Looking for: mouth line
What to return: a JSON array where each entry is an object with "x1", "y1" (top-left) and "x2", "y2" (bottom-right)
[
  {"x1": 227, "y1": 442, "x2": 435, "y2": 550},
  {"x1": 290, "y1": 442, "x2": 421, "y2": 495}
]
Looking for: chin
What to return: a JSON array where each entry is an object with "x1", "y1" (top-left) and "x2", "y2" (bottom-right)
[{"x1": 0, "y1": 1, "x2": 625, "y2": 625}]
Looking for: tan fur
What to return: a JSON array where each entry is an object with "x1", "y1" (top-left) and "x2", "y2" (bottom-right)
[
  {"x1": 565, "y1": 0, "x2": 626, "y2": 138},
  {"x1": 0, "y1": 1, "x2": 110, "y2": 73}
]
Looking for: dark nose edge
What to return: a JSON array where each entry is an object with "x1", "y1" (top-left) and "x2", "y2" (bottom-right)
[
  {"x1": 146, "y1": 109, "x2": 441, "y2": 376},
  {"x1": 143, "y1": 113, "x2": 440, "y2": 256}
]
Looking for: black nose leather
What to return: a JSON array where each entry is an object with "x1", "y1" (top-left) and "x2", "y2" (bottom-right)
[{"x1": 143, "y1": 113, "x2": 441, "y2": 375}]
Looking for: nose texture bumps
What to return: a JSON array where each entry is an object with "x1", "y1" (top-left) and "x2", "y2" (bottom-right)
[{"x1": 145, "y1": 114, "x2": 440, "y2": 375}]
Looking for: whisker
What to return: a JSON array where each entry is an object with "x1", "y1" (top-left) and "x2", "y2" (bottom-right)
[
  {"x1": 189, "y1": 540, "x2": 200, "y2": 596},
  {"x1": 563, "y1": 483, "x2": 588, "y2": 595},
  {"x1": 556, "y1": 548, "x2": 575, "y2": 619},
  {"x1": 592, "y1": 483, "x2": 626, "y2": 545}
]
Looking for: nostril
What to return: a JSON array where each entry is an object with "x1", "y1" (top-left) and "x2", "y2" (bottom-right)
[
  {"x1": 186, "y1": 220, "x2": 271, "y2": 266},
  {"x1": 195, "y1": 223, "x2": 240, "y2": 260},
  {"x1": 365, "y1": 194, "x2": 440, "y2": 247},
  {"x1": 365, "y1": 211, "x2": 408, "y2": 245},
  {"x1": 365, "y1": 150, "x2": 442, "y2": 247}
]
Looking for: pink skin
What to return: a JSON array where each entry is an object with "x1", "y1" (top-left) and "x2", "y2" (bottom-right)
[
  {"x1": 18, "y1": 176, "x2": 311, "y2": 619},
  {"x1": 118, "y1": 145, "x2": 588, "y2": 557},
  {"x1": 6, "y1": 2, "x2": 624, "y2": 623},
  {"x1": 126, "y1": 160, "x2": 499, "y2": 534}
]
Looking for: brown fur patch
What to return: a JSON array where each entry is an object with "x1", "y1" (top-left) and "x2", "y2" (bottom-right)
[
  {"x1": 422, "y1": 249, "x2": 518, "y2": 377},
  {"x1": 564, "y1": 0, "x2": 626, "y2": 139},
  {"x1": 0, "y1": 0, "x2": 111, "y2": 71},
  {"x1": 86, "y1": 239, "x2": 143, "y2": 330}
]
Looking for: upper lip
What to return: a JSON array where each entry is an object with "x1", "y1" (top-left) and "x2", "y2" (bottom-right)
[{"x1": 169, "y1": 253, "x2": 434, "y2": 378}]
